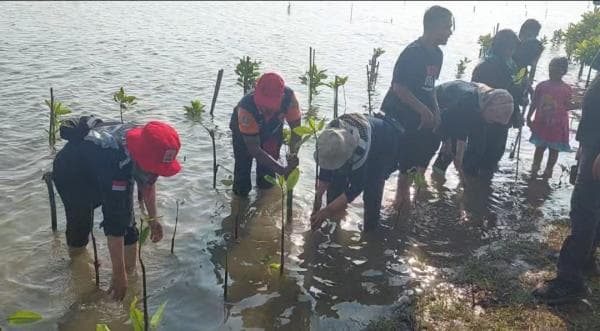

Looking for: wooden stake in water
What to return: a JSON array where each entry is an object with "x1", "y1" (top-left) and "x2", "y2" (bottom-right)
[
  {"x1": 91, "y1": 224, "x2": 100, "y2": 287},
  {"x1": 139, "y1": 217, "x2": 149, "y2": 331},
  {"x1": 42, "y1": 172, "x2": 57, "y2": 232},
  {"x1": 49, "y1": 88, "x2": 55, "y2": 148},
  {"x1": 366, "y1": 65, "x2": 372, "y2": 115},
  {"x1": 350, "y1": 3, "x2": 353, "y2": 22},
  {"x1": 170, "y1": 200, "x2": 180, "y2": 254},
  {"x1": 210, "y1": 69, "x2": 224, "y2": 117},
  {"x1": 333, "y1": 83, "x2": 339, "y2": 119},
  {"x1": 280, "y1": 188, "x2": 285, "y2": 276},
  {"x1": 224, "y1": 245, "x2": 229, "y2": 301},
  {"x1": 209, "y1": 129, "x2": 218, "y2": 189}
]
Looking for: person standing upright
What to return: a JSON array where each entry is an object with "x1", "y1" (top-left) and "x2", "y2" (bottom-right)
[{"x1": 380, "y1": 5, "x2": 454, "y2": 209}]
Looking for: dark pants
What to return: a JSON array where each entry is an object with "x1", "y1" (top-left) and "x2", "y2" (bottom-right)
[
  {"x1": 463, "y1": 123, "x2": 509, "y2": 177},
  {"x1": 325, "y1": 117, "x2": 401, "y2": 230},
  {"x1": 325, "y1": 170, "x2": 386, "y2": 231},
  {"x1": 557, "y1": 145, "x2": 600, "y2": 286},
  {"x1": 232, "y1": 132, "x2": 282, "y2": 197},
  {"x1": 53, "y1": 142, "x2": 139, "y2": 247}
]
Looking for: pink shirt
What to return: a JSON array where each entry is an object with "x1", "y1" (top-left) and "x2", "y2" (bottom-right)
[{"x1": 531, "y1": 80, "x2": 572, "y2": 144}]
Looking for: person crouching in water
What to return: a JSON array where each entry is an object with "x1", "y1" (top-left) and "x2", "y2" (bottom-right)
[
  {"x1": 431, "y1": 81, "x2": 514, "y2": 177},
  {"x1": 311, "y1": 113, "x2": 404, "y2": 231},
  {"x1": 229, "y1": 72, "x2": 301, "y2": 197},
  {"x1": 53, "y1": 117, "x2": 182, "y2": 300}
]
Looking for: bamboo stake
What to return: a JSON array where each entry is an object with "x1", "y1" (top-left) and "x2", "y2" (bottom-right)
[
  {"x1": 210, "y1": 69, "x2": 224, "y2": 117},
  {"x1": 42, "y1": 172, "x2": 57, "y2": 232},
  {"x1": 170, "y1": 200, "x2": 180, "y2": 254},
  {"x1": 139, "y1": 218, "x2": 149, "y2": 331},
  {"x1": 91, "y1": 224, "x2": 100, "y2": 287},
  {"x1": 49, "y1": 88, "x2": 55, "y2": 148},
  {"x1": 280, "y1": 188, "x2": 285, "y2": 276}
]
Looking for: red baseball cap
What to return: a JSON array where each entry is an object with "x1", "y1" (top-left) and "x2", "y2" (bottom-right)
[
  {"x1": 254, "y1": 72, "x2": 285, "y2": 110},
  {"x1": 126, "y1": 121, "x2": 182, "y2": 177}
]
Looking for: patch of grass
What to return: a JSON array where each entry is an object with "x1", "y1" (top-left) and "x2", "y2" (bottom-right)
[{"x1": 368, "y1": 223, "x2": 600, "y2": 330}]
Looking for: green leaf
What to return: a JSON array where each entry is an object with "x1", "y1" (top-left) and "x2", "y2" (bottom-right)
[
  {"x1": 317, "y1": 119, "x2": 325, "y2": 131},
  {"x1": 7, "y1": 310, "x2": 43, "y2": 325},
  {"x1": 130, "y1": 297, "x2": 144, "y2": 331},
  {"x1": 286, "y1": 168, "x2": 300, "y2": 191},
  {"x1": 264, "y1": 175, "x2": 278, "y2": 186},
  {"x1": 269, "y1": 263, "x2": 281, "y2": 271},
  {"x1": 140, "y1": 225, "x2": 150, "y2": 245},
  {"x1": 96, "y1": 324, "x2": 111, "y2": 331},
  {"x1": 221, "y1": 179, "x2": 233, "y2": 186},
  {"x1": 277, "y1": 174, "x2": 285, "y2": 188},
  {"x1": 292, "y1": 126, "x2": 312, "y2": 136},
  {"x1": 150, "y1": 301, "x2": 167, "y2": 329},
  {"x1": 308, "y1": 117, "x2": 316, "y2": 130}
]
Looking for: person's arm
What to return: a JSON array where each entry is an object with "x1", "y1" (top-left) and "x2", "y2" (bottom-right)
[
  {"x1": 392, "y1": 83, "x2": 434, "y2": 128},
  {"x1": 141, "y1": 183, "x2": 163, "y2": 242},
  {"x1": 310, "y1": 193, "x2": 348, "y2": 230},
  {"x1": 243, "y1": 135, "x2": 296, "y2": 176}
]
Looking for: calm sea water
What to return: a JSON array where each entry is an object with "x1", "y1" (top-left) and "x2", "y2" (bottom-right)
[{"x1": 0, "y1": 1, "x2": 593, "y2": 330}]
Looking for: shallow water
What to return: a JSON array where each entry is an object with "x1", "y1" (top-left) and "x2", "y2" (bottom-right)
[{"x1": 0, "y1": 1, "x2": 593, "y2": 330}]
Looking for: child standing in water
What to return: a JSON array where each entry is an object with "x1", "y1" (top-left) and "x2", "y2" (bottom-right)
[{"x1": 527, "y1": 57, "x2": 579, "y2": 178}]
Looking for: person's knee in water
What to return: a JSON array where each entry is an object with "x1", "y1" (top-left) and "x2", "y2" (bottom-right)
[
  {"x1": 311, "y1": 113, "x2": 404, "y2": 232},
  {"x1": 53, "y1": 117, "x2": 181, "y2": 300},
  {"x1": 229, "y1": 72, "x2": 302, "y2": 197}
]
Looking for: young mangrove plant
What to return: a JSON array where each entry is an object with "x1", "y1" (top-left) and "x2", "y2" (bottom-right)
[
  {"x1": 183, "y1": 99, "x2": 222, "y2": 189},
  {"x1": 264, "y1": 168, "x2": 300, "y2": 276},
  {"x1": 328, "y1": 75, "x2": 348, "y2": 119},
  {"x1": 235, "y1": 56, "x2": 261, "y2": 95},
  {"x1": 113, "y1": 87, "x2": 137, "y2": 123},
  {"x1": 170, "y1": 200, "x2": 182, "y2": 254},
  {"x1": 455, "y1": 57, "x2": 472, "y2": 79},
  {"x1": 44, "y1": 88, "x2": 72, "y2": 150},
  {"x1": 300, "y1": 47, "x2": 328, "y2": 112},
  {"x1": 130, "y1": 295, "x2": 167, "y2": 331},
  {"x1": 7, "y1": 310, "x2": 43, "y2": 326},
  {"x1": 133, "y1": 216, "x2": 167, "y2": 331},
  {"x1": 366, "y1": 48, "x2": 385, "y2": 114},
  {"x1": 551, "y1": 29, "x2": 564, "y2": 47},
  {"x1": 292, "y1": 116, "x2": 325, "y2": 190},
  {"x1": 478, "y1": 33, "x2": 493, "y2": 58}
]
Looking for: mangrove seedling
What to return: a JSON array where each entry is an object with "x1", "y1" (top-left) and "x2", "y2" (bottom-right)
[
  {"x1": 96, "y1": 324, "x2": 111, "y2": 331},
  {"x1": 44, "y1": 88, "x2": 72, "y2": 149},
  {"x1": 134, "y1": 216, "x2": 168, "y2": 331},
  {"x1": 292, "y1": 116, "x2": 325, "y2": 190},
  {"x1": 235, "y1": 56, "x2": 261, "y2": 95},
  {"x1": 184, "y1": 99, "x2": 205, "y2": 121},
  {"x1": 300, "y1": 47, "x2": 328, "y2": 110},
  {"x1": 170, "y1": 200, "x2": 182, "y2": 254},
  {"x1": 7, "y1": 310, "x2": 43, "y2": 326},
  {"x1": 264, "y1": 168, "x2": 300, "y2": 276},
  {"x1": 455, "y1": 57, "x2": 472, "y2": 79},
  {"x1": 478, "y1": 33, "x2": 492, "y2": 58},
  {"x1": 327, "y1": 75, "x2": 348, "y2": 119},
  {"x1": 407, "y1": 168, "x2": 427, "y2": 209},
  {"x1": 183, "y1": 99, "x2": 221, "y2": 189},
  {"x1": 130, "y1": 296, "x2": 167, "y2": 331},
  {"x1": 366, "y1": 48, "x2": 385, "y2": 114},
  {"x1": 113, "y1": 87, "x2": 137, "y2": 123},
  {"x1": 551, "y1": 29, "x2": 564, "y2": 47}
]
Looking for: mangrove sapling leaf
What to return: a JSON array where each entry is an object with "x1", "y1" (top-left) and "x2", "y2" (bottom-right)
[
  {"x1": 264, "y1": 175, "x2": 277, "y2": 186},
  {"x1": 7, "y1": 310, "x2": 43, "y2": 325},
  {"x1": 269, "y1": 263, "x2": 281, "y2": 271},
  {"x1": 96, "y1": 324, "x2": 111, "y2": 331},
  {"x1": 113, "y1": 87, "x2": 137, "y2": 123},
  {"x1": 317, "y1": 119, "x2": 325, "y2": 131},
  {"x1": 278, "y1": 174, "x2": 286, "y2": 188},
  {"x1": 140, "y1": 225, "x2": 151, "y2": 246},
  {"x1": 286, "y1": 168, "x2": 300, "y2": 192},
  {"x1": 221, "y1": 176, "x2": 233, "y2": 187},
  {"x1": 150, "y1": 301, "x2": 168, "y2": 329},
  {"x1": 184, "y1": 99, "x2": 205, "y2": 121},
  {"x1": 130, "y1": 297, "x2": 144, "y2": 331},
  {"x1": 292, "y1": 126, "x2": 313, "y2": 136}
]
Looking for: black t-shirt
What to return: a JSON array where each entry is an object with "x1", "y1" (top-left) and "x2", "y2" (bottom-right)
[
  {"x1": 436, "y1": 80, "x2": 482, "y2": 141},
  {"x1": 381, "y1": 39, "x2": 443, "y2": 131},
  {"x1": 576, "y1": 75, "x2": 600, "y2": 150}
]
